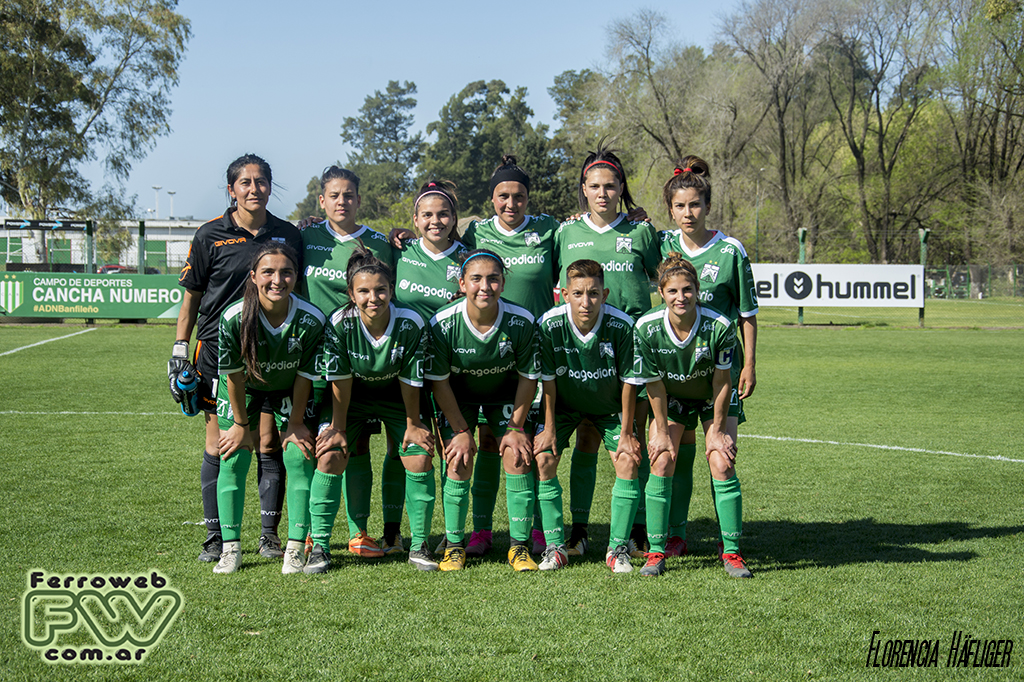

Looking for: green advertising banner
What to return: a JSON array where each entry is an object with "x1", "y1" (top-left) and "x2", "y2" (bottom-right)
[{"x1": 0, "y1": 272, "x2": 182, "y2": 318}]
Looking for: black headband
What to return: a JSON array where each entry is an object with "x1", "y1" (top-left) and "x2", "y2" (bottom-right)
[{"x1": 489, "y1": 165, "x2": 531, "y2": 195}]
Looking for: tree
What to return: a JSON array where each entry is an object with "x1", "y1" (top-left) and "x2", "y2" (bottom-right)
[
  {"x1": 420, "y1": 80, "x2": 557, "y2": 217},
  {"x1": 820, "y1": 0, "x2": 947, "y2": 263},
  {"x1": 291, "y1": 80, "x2": 423, "y2": 223},
  {"x1": 0, "y1": 0, "x2": 191, "y2": 219}
]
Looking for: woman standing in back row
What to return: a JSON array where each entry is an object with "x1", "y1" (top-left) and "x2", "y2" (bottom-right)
[
  {"x1": 658, "y1": 156, "x2": 757, "y2": 573},
  {"x1": 171, "y1": 154, "x2": 304, "y2": 563}
]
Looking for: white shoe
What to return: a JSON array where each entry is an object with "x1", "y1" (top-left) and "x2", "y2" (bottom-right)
[
  {"x1": 605, "y1": 545, "x2": 633, "y2": 574},
  {"x1": 282, "y1": 540, "x2": 306, "y2": 574},
  {"x1": 213, "y1": 541, "x2": 241, "y2": 574},
  {"x1": 538, "y1": 544, "x2": 569, "y2": 570}
]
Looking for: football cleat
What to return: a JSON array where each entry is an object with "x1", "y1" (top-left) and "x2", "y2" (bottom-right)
[
  {"x1": 665, "y1": 536, "x2": 688, "y2": 557},
  {"x1": 407, "y1": 543, "x2": 439, "y2": 571},
  {"x1": 605, "y1": 545, "x2": 634, "y2": 574},
  {"x1": 639, "y1": 552, "x2": 666, "y2": 577},
  {"x1": 538, "y1": 544, "x2": 569, "y2": 571},
  {"x1": 438, "y1": 545, "x2": 466, "y2": 571},
  {"x1": 282, "y1": 541, "x2": 306, "y2": 574},
  {"x1": 465, "y1": 529, "x2": 492, "y2": 557},
  {"x1": 722, "y1": 552, "x2": 753, "y2": 578},
  {"x1": 304, "y1": 545, "x2": 332, "y2": 574},
  {"x1": 348, "y1": 531, "x2": 384, "y2": 558},
  {"x1": 508, "y1": 544, "x2": 539, "y2": 572},
  {"x1": 213, "y1": 541, "x2": 241, "y2": 574}
]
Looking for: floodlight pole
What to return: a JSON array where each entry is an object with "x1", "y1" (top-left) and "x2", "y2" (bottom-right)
[
  {"x1": 152, "y1": 185, "x2": 162, "y2": 219},
  {"x1": 167, "y1": 190, "x2": 176, "y2": 219}
]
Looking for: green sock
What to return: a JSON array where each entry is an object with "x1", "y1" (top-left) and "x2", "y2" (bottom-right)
[
  {"x1": 216, "y1": 449, "x2": 252, "y2": 542},
  {"x1": 644, "y1": 474, "x2": 672, "y2": 554},
  {"x1": 405, "y1": 469, "x2": 435, "y2": 549},
  {"x1": 713, "y1": 475, "x2": 743, "y2": 554},
  {"x1": 633, "y1": 446, "x2": 650, "y2": 525},
  {"x1": 568, "y1": 448, "x2": 598, "y2": 525},
  {"x1": 381, "y1": 451, "x2": 406, "y2": 525},
  {"x1": 470, "y1": 450, "x2": 501, "y2": 532},
  {"x1": 282, "y1": 443, "x2": 315, "y2": 542},
  {"x1": 443, "y1": 478, "x2": 471, "y2": 545},
  {"x1": 343, "y1": 453, "x2": 372, "y2": 536},
  {"x1": 532, "y1": 477, "x2": 543, "y2": 532},
  {"x1": 608, "y1": 477, "x2": 641, "y2": 549},
  {"x1": 668, "y1": 443, "x2": 697, "y2": 538},
  {"x1": 537, "y1": 477, "x2": 565, "y2": 546},
  {"x1": 309, "y1": 470, "x2": 343, "y2": 551},
  {"x1": 505, "y1": 472, "x2": 534, "y2": 543}
]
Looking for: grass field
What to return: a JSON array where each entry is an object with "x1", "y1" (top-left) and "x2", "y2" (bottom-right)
[{"x1": 2, "y1": 321, "x2": 1023, "y2": 681}]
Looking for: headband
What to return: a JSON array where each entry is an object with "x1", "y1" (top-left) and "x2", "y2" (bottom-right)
[
  {"x1": 583, "y1": 159, "x2": 623, "y2": 179},
  {"x1": 416, "y1": 183, "x2": 456, "y2": 210},
  {"x1": 460, "y1": 252, "x2": 503, "y2": 276},
  {"x1": 489, "y1": 165, "x2": 531, "y2": 195}
]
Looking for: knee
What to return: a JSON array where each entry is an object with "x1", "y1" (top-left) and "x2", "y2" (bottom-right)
[
  {"x1": 575, "y1": 427, "x2": 600, "y2": 452},
  {"x1": 478, "y1": 432, "x2": 498, "y2": 451},
  {"x1": 318, "y1": 450, "x2": 348, "y2": 475},
  {"x1": 707, "y1": 451, "x2": 735, "y2": 480},
  {"x1": 534, "y1": 450, "x2": 560, "y2": 479},
  {"x1": 650, "y1": 453, "x2": 676, "y2": 478},
  {"x1": 403, "y1": 455, "x2": 433, "y2": 474}
]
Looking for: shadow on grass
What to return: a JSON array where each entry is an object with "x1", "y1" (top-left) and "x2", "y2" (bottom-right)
[{"x1": 680, "y1": 516, "x2": 1024, "y2": 570}]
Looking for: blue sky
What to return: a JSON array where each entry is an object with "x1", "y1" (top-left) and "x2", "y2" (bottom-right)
[{"x1": 83, "y1": 0, "x2": 738, "y2": 221}]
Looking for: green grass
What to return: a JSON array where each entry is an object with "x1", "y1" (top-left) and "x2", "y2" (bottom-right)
[
  {"x1": 1, "y1": 324, "x2": 1022, "y2": 681},
  {"x1": 757, "y1": 295, "x2": 1024, "y2": 328}
]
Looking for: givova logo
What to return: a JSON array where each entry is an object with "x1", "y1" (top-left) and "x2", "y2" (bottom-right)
[
  {"x1": 22, "y1": 570, "x2": 183, "y2": 664},
  {"x1": 1, "y1": 277, "x2": 24, "y2": 313}
]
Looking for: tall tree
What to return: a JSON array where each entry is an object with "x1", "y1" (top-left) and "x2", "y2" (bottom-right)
[
  {"x1": 420, "y1": 80, "x2": 556, "y2": 217},
  {"x1": 820, "y1": 0, "x2": 946, "y2": 263},
  {"x1": 0, "y1": 0, "x2": 190, "y2": 218},
  {"x1": 292, "y1": 80, "x2": 423, "y2": 223}
]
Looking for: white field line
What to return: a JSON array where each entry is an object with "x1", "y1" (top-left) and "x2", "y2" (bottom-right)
[
  {"x1": 0, "y1": 328, "x2": 97, "y2": 357},
  {"x1": 0, "y1": 410, "x2": 172, "y2": 416},
  {"x1": 743, "y1": 434, "x2": 1024, "y2": 464}
]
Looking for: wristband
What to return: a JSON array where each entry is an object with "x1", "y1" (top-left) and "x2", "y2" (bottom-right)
[
  {"x1": 233, "y1": 421, "x2": 249, "y2": 428},
  {"x1": 452, "y1": 427, "x2": 471, "y2": 435},
  {"x1": 172, "y1": 341, "x2": 189, "y2": 359},
  {"x1": 506, "y1": 425, "x2": 525, "y2": 434}
]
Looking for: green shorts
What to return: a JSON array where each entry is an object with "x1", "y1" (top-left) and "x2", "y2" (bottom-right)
[
  {"x1": 536, "y1": 411, "x2": 626, "y2": 455},
  {"x1": 216, "y1": 381, "x2": 292, "y2": 431},
  {"x1": 436, "y1": 402, "x2": 539, "y2": 441},
  {"x1": 666, "y1": 390, "x2": 746, "y2": 430},
  {"x1": 317, "y1": 395, "x2": 431, "y2": 458}
]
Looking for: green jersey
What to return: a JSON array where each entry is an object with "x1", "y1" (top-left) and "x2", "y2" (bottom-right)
[
  {"x1": 218, "y1": 294, "x2": 326, "y2": 392},
  {"x1": 299, "y1": 221, "x2": 395, "y2": 313},
  {"x1": 629, "y1": 305, "x2": 736, "y2": 403},
  {"x1": 321, "y1": 303, "x2": 427, "y2": 406},
  {"x1": 659, "y1": 229, "x2": 758, "y2": 322},
  {"x1": 462, "y1": 214, "x2": 559, "y2": 319},
  {"x1": 425, "y1": 298, "x2": 540, "y2": 406},
  {"x1": 554, "y1": 213, "x2": 661, "y2": 320},
  {"x1": 538, "y1": 303, "x2": 635, "y2": 417},
  {"x1": 393, "y1": 237, "x2": 468, "y2": 320}
]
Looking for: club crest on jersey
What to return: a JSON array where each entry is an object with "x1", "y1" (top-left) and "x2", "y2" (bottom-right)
[
  {"x1": 446, "y1": 264, "x2": 461, "y2": 282},
  {"x1": 616, "y1": 236, "x2": 632, "y2": 253},
  {"x1": 524, "y1": 232, "x2": 541, "y2": 247},
  {"x1": 694, "y1": 345, "x2": 711, "y2": 363},
  {"x1": 599, "y1": 342, "x2": 615, "y2": 359},
  {"x1": 288, "y1": 337, "x2": 302, "y2": 354},
  {"x1": 499, "y1": 338, "x2": 513, "y2": 357},
  {"x1": 391, "y1": 345, "x2": 405, "y2": 363},
  {"x1": 700, "y1": 263, "x2": 720, "y2": 282}
]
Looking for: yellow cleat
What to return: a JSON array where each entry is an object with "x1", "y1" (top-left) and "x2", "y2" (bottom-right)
[
  {"x1": 438, "y1": 545, "x2": 466, "y2": 571},
  {"x1": 508, "y1": 544, "x2": 539, "y2": 571}
]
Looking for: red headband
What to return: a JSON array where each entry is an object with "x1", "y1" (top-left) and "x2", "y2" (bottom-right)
[{"x1": 584, "y1": 160, "x2": 622, "y2": 178}]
